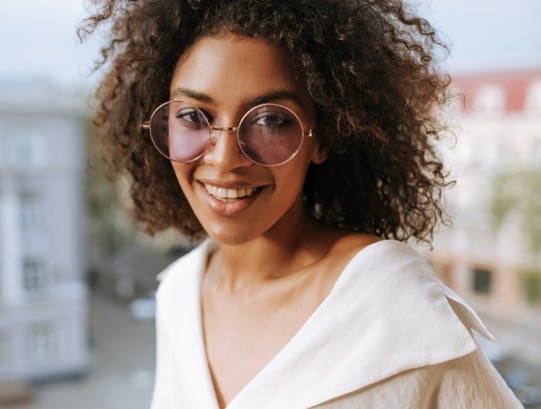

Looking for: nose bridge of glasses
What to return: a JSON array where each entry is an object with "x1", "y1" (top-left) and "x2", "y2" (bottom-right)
[
  {"x1": 207, "y1": 124, "x2": 241, "y2": 152},
  {"x1": 204, "y1": 123, "x2": 251, "y2": 168},
  {"x1": 209, "y1": 125, "x2": 239, "y2": 133}
]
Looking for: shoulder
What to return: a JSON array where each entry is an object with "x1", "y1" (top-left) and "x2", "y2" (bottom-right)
[
  {"x1": 320, "y1": 231, "x2": 382, "y2": 269},
  {"x1": 328, "y1": 233, "x2": 431, "y2": 279},
  {"x1": 326, "y1": 231, "x2": 427, "y2": 267},
  {"x1": 319, "y1": 235, "x2": 496, "y2": 376}
]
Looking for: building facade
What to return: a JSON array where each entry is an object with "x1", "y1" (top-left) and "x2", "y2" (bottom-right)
[
  {"x1": 0, "y1": 82, "x2": 88, "y2": 381},
  {"x1": 431, "y1": 69, "x2": 541, "y2": 361}
]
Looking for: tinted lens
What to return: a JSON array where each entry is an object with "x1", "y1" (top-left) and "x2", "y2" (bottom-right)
[
  {"x1": 149, "y1": 101, "x2": 209, "y2": 162},
  {"x1": 238, "y1": 104, "x2": 304, "y2": 166}
]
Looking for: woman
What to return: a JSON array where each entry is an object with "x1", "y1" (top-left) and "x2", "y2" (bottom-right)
[{"x1": 81, "y1": 0, "x2": 523, "y2": 407}]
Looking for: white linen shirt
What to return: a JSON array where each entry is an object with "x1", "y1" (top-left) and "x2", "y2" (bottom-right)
[{"x1": 151, "y1": 239, "x2": 523, "y2": 409}]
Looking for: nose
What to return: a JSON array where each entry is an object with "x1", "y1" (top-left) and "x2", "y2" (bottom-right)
[{"x1": 203, "y1": 127, "x2": 252, "y2": 170}]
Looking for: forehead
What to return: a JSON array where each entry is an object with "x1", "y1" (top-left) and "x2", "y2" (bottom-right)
[{"x1": 169, "y1": 33, "x2": 309, "y2": 105}]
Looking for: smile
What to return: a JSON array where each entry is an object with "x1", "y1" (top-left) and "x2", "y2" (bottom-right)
[{"x1": 204, "y1": 184, "x2": 258, "y2": 201}]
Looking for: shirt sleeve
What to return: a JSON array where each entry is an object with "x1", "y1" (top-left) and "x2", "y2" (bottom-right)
[
  {"x1": 433, "y1": 348, "x2": 523, "y2": 409},
  {"x1": 312, "y1": 348, "x2": 523, "y2": 409}
]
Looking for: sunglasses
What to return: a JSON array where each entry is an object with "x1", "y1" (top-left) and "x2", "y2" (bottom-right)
[{"x1": 143, "y1": 101, "x2": 315, "y2": 166}]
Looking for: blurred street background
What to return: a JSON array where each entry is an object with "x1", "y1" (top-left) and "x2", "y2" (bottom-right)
[
  {"x1": 8, "y1": 295, "x2": 156, "y2": 409},
  {"x1": 0, "y1": 0, "x2": 540, "y2": 408}
]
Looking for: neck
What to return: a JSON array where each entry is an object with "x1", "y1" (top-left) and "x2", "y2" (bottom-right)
[{"x1": 208, "y1": 209, "x2": 327, "y2": 290}]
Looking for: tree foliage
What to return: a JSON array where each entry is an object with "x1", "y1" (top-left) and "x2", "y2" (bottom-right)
[{"x1": 491, "y1": 169, "x2": 541, "y2": 253}]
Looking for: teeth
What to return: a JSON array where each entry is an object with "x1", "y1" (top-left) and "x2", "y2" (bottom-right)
[{"x1": 204, "y1": 184, "x2": 257, "y2": 201}]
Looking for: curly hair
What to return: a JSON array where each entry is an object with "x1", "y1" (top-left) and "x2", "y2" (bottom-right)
[{"x1": 79, "y1": 0, "x2": 452, "y2": 243}]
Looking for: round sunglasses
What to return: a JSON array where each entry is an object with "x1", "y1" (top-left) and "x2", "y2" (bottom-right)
[{"x1": 142, "y1": 101, "x2": 315, "y2": 166}]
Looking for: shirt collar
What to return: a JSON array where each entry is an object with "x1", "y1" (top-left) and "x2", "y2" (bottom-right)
[{"x1": 159, "y1": 239, "x2": 491, "y2": 409}]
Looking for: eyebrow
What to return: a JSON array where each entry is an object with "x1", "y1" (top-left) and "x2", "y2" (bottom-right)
[
  {"x1": 171, "y1": 87, "x2": 212, "y2": 103},
  {"x1": 170, "y1": 87, "x2": 304, "y2": 107}
]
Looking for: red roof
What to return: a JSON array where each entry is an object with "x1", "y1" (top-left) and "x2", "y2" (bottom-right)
[{"x1": 451, "y1": 69, "x2": 541, "y2": 112}]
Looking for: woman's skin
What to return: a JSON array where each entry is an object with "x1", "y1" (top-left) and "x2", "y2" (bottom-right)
[{"x1": 169, "y1": 32, "x2": 380, "y2": 406}]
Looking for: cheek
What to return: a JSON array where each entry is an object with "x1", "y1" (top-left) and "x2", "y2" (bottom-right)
[
  {"x1": 274, "y1": 156, "x2": 312, "y2": 194},
  {"x1": 171, "y1": 163, "x2": 194, "y2": 193}
]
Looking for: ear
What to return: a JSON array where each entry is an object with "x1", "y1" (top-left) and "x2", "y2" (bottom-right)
[{"x1": 310, "y1": 141, "x2": 329, "y2": 165}]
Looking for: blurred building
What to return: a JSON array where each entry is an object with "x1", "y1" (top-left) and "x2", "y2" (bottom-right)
[
  {"x1": 431, "y1": 69, "x2": 541, "y2": 361},
  {"x1": 0, "y1": 82, "x2": 89, "y2": 382}
]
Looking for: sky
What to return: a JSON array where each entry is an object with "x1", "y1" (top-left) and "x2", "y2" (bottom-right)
[{"x1": 0, "y1": 0, "x2": 540, "y2": 91}]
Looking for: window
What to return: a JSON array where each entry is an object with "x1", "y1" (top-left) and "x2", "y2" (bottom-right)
[
  {"x1": 472, "y1": 267, "x2": 492, "y2": 294},
  {"x1": 19, "y1": 193, "x2": 44, "y2": 230},
  {"x1": 26, "y1": 324, "x2": 58, "y2": 364},
  {"x1": 525, "y1": 79, "x2": 541, "y2": 112},
  {"x1": 473, "y1": 85, "x2": 506, "y2": 114},
  {"x1": 6, "y1": 129, "x2": 46, "y2": 169},
  {"x1": 23, "y1": 258, "x2": 47, "y2": 290}
]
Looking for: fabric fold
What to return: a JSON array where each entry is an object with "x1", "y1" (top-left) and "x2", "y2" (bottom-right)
[{"x1": 152, "y1": 239, "x2": 512, "y2": 409}]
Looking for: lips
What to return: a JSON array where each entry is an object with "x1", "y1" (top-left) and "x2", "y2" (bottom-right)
[{"x1": 203, "y1": 183, "x2": 259, "y2": 202}]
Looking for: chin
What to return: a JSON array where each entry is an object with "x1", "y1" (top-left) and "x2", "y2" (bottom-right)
[{"x1": 204, "y1": 226, "x2": 259, "y2": 246}]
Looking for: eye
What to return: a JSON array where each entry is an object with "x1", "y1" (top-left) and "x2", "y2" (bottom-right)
[
  {"x1": 174, "y1": 108, "x2": 208, "y2": 129},
  {"x1": 252, "y1": 111, "x2": 294, "y2": 129}
]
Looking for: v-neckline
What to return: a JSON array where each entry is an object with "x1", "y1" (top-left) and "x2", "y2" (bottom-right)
[
  {"x1": 156, "y1": 238, "x2": 490, "y2": 409},
  {"x1": 192, "y1": 239, "x2": 374, "y2": 409}
]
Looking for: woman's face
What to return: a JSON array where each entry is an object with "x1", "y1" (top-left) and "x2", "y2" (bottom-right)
[{"x1": 169, "y1": 33, "x2": 325, "y2": 245}]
